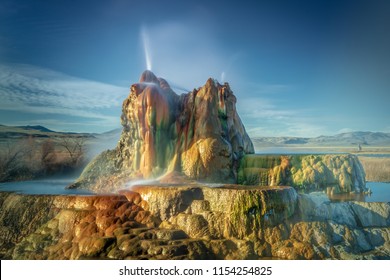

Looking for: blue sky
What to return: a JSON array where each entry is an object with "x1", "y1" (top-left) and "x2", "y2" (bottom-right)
[{"x1": 1, "y1": 0, "x2": 389, "y2": 137}]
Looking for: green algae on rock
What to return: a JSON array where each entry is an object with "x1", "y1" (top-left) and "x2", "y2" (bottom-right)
[
  {"x1": 238, "y1": 154, "x2": 366, "y2": 194},
  {"x1": 1, "y1": 187, "x2": 389, "y2": 260},
  {"x1": 69, "y1": 71, "x2": 366, "y2": 196},
  {"x1": 71, "y1": 71, "x2": 254, "y2": 192}
]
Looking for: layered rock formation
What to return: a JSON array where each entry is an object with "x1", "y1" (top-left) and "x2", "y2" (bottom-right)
[
  {"x1": 1, "y1": 189, "x2": 389, "y2": 260},
  {"x1": 73, "y1": 71, "x2": 254, "y2": 192},
  {"x1": 70, "y1": 71, "x2": 367, "y2": 195},
  {"x1": 0, "y1": 71, "x2": 376, "y2": 260},
  {"x1": 238, "y1": 154, "x2": 366, "y2": 193}
]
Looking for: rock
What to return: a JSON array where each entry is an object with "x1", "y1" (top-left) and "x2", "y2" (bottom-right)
[
  {"x1": 272, "y1": 240, "x2": 318, "y2": 260},
  {"x1": 1, "y1": 188, "x2": 390, "y2": 260},
  {"x1": 180, "y1": 239, "x2": 212, "y2": 259},
  {"x1": 328, "y1": 221, "x2": 346, "y2": 243},
  {"x1": 130, "y1": 186, "x2": 203, "y2": 220},
  {"x1": 73, "y1": 71, "x2": 254, "y2": 192},
  {"x1": 119, "y1": 190, "x2": 142, "y2": 204},
  {"x1": 57, "y1": 210, "x2": 89, "y2": 234},
  {"x1": 203, "y1": 186, "x2": 297, "y2": 238},
  {"x1": 170, "y1": 213, "x2": 209, "y2": 239},
  {"x1": 298, "y1": 192, "x2": 357, "y2": 227},
  {"x1": 208, "y1": 239, "x2": 237, "y2": 259},
  {"x1": 352, "y1": 229, "x2": 372, "y2": 252},
  {"x1": 207, "y1": 239, "x2": 255, "y2": 259},
  {"x1": 263, "y1": 224, "x2": 289, "y2": 245},
  {"x1": 238, "y1": 154, "x2": 366, "y2": 193},
  {"x1": 0, "y1": 193, "x2": 63, "y2": 259},
  {"x1": 155, "y1": 229, "x2": 187, "y2": 240},
  {"x1": 289, "y1": 222, "x2": 333, "y2": 256},
  {"x1": 132, "y1": 185, "x2": 297, "y2": 239},
  {"x1": 363, "y1": 228, "x2": 390, "y2": 247},
  {"x1": 78, "y1": 236, "x2": 115, "y2": 258},
  {"x1": 189, "y1": 200, "x2": 210, "y2": 214},
  {"x1": 159, "y1": 244, "x2": 188, "y2": 257},
  {"x1": 350, "y1": 202, "x2": 390, "y2": 227}
]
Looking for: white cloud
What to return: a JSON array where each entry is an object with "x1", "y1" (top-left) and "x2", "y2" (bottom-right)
[
  {"x1": 0, "y1": 63, "x2": 128, "y2": 130},
  {"x1": 281, "y1": 120, "x2": 328, "y2": 138},
  {"x1": 237, "y1": 97, "x2": 295, "y2": 120},
  {"x1": 246, "y1": 119, "x2": 327, "y2": 138},
  {"x1": 237, "y1": 95, "x2": 328, "y2": 138}
]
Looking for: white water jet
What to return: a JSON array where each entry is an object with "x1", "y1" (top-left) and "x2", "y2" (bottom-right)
[
  {"x1": 220, "y1": 71, "x2": 226, "y2": 83},
  {"x1": 141, "y1": 26, "x2": 152, "y2": 71}
]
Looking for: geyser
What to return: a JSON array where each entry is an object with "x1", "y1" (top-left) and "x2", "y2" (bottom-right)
[
  {"x1": 141, "y1": 26, "x2": 152, "y2": 70},
  {"x1": 70, "y1": 70, "x2": 365, "y2": 195},
  {"x1": 71, "y1": 70, "x2": 254, "y2": 192}
]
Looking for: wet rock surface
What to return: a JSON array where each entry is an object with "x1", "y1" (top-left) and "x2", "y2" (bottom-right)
[
  {"x1": 73, "y1": 71, "x2": 254, "y2": 193},
  {"x1": 238, "y1": 154, "x2": 366, "y2": 193},
  {"x1": 1, "y1": 186, "x2": 389, "y2": 260}
]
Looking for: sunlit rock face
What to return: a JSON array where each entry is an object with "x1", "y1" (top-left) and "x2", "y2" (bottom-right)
[
  {"x1": 117, "y1": 70, "x2": 177, "y2": 179},
  {"x1": 76, "y1": 71, "x2": 254, "y2": 192},
  {"x1": 2, "y1": 189, "x2": 390, "y2": 260}
]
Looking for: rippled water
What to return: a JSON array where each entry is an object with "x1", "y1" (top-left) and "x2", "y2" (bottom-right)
[
  {"x1": 328, "y1": 182, "x2": 390, "y2": 202},
  {"x1": 0, "y1": 179, "x2": 94, "y2": 195}
]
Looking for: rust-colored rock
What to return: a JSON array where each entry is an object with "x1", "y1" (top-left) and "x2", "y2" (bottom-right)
[{"x1": 1, "y1": 188, "x2": 390, "y2": 260}]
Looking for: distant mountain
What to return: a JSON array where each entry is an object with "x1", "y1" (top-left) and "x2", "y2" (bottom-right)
[
  {"x1": 16, "y1": 125, "x2": 55, "y2": 133},
  {"x1": 2, "y1": 124, "x2": 389, "y2": 148},
  {"x1": 99, "y1": 128, "x2": 122, "y2": 137},
  {"x1": 0, "y1": 124, "x2": 123, "y2": 160},
  {"x1": 252, "y1": 131, "x2": 390, "y2": 147},
  {"x1": 310, "y1": 131, "x2": 390, "y2": 146},
  {"x1": 0, "y1": 124, "x2": 94, "y2": 138}
]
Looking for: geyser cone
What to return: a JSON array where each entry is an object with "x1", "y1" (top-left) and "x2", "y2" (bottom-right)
[
  {"x1": 140, "y1": 70, "x2": 159, "y2": 84},
  {"x1": 73, "y1": 71, "x2": 254, "y2": 192}
]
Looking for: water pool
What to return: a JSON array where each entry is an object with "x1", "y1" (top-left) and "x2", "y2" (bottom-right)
[
  {"x1": 0, "y1": 179, "x2": 94, "y2": 195},
  {"x1": 328, "y1": 182, "x2": 390, "y2": 202},
  {"x1": 0, "y1": 179, "x2": 389, "y2": 202}
]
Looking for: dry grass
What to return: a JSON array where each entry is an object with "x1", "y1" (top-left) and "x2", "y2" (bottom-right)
[
  {"x1": 0, "y1": 137, "x2": 88, "y2": 182},
  {"x1": 358, "y1": 156, "x2": 390, "y2": 182}
]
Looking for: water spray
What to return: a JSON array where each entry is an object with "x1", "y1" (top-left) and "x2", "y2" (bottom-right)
[
  {"x1": 141, "y1": 26, "x2": 152, "y2": 71},
  {"x1": 220, "y1": 71, "x2": 226, "y2": 83},
  {"x1": 125, "y1": 178, "x2": 159, "y2": 189}
]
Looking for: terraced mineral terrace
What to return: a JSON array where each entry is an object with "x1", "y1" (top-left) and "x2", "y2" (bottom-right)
[{"x1": 1, "y1": 185, "x2": 389, "y2": 260}]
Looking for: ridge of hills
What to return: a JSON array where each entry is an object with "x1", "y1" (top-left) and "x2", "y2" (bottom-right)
[
  {"x1": 1, "y1": 124, "x2": 389, "y2": 147},
  {"x1": 252, "y1": 131, "x2": 390, "y2": 147}
]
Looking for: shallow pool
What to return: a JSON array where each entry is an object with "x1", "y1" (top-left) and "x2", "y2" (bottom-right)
[
  {"x1": 365, "y1": 182, "x2": 390, "y2": 202},
  {"x1": 0, "y1": 179, "x2": 389, "y2": 202},
  {"x1": 328, "y1": 182, "x2": 390, "y2": 203},
  {"x1": 0, "y1": 179, "x2": 94, "y2": 195}
]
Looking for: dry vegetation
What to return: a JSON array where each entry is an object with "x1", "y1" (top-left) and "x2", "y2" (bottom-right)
[
  {"x1": 0, "y1": 136, "x2": 87, "y2": 182},
  {"x1": 358, "y1": 156, "x2": 390, "y2": 182}
]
